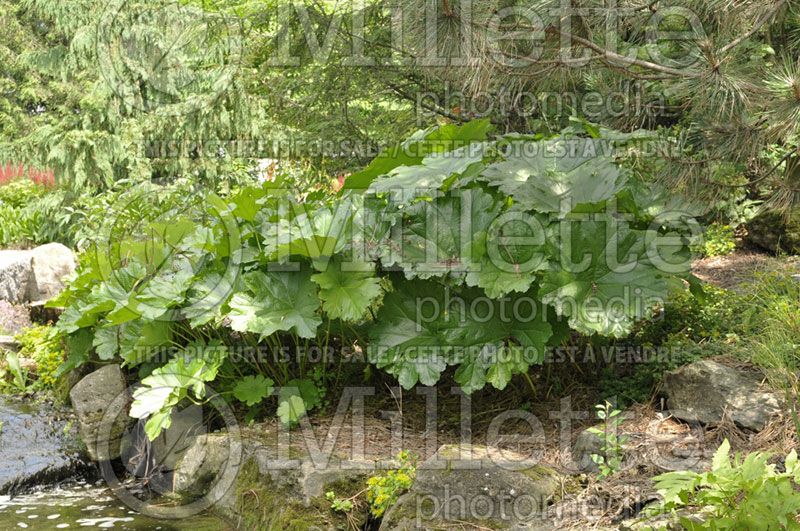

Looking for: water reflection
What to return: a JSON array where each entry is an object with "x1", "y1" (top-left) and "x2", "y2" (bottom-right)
[{"x1": 0, "y1": 480, "x2": 228, "y2": 530}]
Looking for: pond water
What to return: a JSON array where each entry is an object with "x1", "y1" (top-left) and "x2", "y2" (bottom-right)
[
  {"x1": 0, "y1": 395, "x2": 228, "y2": 530},
  {"x1": 0, "y1": 480, "x2": 229, "y2": 530}
]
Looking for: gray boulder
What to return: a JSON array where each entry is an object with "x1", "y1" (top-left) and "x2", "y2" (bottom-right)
[
  {"x1": 173, "y1": 433, "x2": 243, "y2": 500},
  {"x1": 69, "y1": 364, "x2": 131, "y2": 461},
  {"x1": 380, "y1": 444, "x2": 561, "y2": 530},
  {"x1": 27, "y1": 243, "x2": 76, "y2": 302},
  {"x1": 0, "y1": 243, "x2": 75, "y2": 304},
  {"x1": 664, "y1": 359, "x2": 782, "y2": 430},
  {"x1": 119, "y1": 403, "x2": 206, "y2": 483},
  {"x1": 0, "y1": 251, "x2": 34, "y2": 304}
]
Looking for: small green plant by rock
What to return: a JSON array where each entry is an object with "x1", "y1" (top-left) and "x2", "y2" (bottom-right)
[
  {"x1": 325, "y1": 489, "x2": 365, "y2": 531},
  {"x1": 588, "y1": 401, "x2": 628, "y2": 479},
  {"x1": 0, "y1": 350, "x2": 29, "y2": 392},
  {"x1": 691, "y1": 222, "x2": 737, "y2": 258},
  {"x1": 366, "y1": 451, "x2": 418, "y2": 518},
  {"x1": 645, "y1": 439, "x2": 800, "y2": 530},
  {"x1": 15, "y1": 325, "x2": 65, "y2": 389},
  {"x1": 326, "y1": 491, "x2": 357, "y2": 513}
]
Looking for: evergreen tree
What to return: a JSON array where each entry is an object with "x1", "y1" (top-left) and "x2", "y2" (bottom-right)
[{"x1": 0, "y1": 0, "x2": 262, "y2": 191}]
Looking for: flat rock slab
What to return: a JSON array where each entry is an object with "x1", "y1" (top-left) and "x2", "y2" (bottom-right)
[
  {"x1": 664, "y1": 359, "x2": 782, "y2": 431},
  {"x1": 174, "y1": 433, "x2": 375, "y2": 529},
  {"x1": 0, "y1": 335, "x2": 17, "y2": 352},
  {"x1": 381, "y1": 444, "x2": 561, "y2": 530}
]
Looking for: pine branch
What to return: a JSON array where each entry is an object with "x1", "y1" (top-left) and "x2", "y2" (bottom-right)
[
  {"x1": 717, "y1": 0, "x2": 789, "y2": 55},
  {"x1": 546, "y1": 26, "x2": 700, "y2": 78},
  {"x1": 386, "y1": 82, "x2": 473, "y2": 123}
]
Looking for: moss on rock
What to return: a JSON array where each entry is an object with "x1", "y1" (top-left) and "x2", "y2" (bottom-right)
[
  {"x1": 232, "y1": 457, "x2": 346, "y2": 530},
  {"x1": 747, "y1": 210, "x2": 800, "y2": 255}
]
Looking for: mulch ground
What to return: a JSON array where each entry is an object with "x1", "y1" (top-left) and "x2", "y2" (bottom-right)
[{"x1": 691, "y1": 244, "x2": 799, "y2": 290}]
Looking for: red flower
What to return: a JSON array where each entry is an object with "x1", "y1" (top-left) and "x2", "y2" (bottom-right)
[{"x1": 0, "y1": 161, "x2": 58, "y2": 189}]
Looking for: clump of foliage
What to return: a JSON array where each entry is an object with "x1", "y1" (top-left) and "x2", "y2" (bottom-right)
[
  {"x1": 5, "y1": 0, "x2": 800, "y2": 231},
  {"x1": 636, "y1": 284, "x2": 751, "y2": 346},
  {"x1": 324, "y1": 451, "x2": 417, "y2": 527},
  {"x1": 0, "y1": 325, "x2": 65, "y2": 392},
  {"x1": 366, "y1": 451, "x2": 418, "y2": 518},
  {"x1": 747, "y1": 266, "x2": 800, "y2": 440},
  {"x1": 0, "y1": 168, "x2": 62, "y2": 247},
  {"x1": 598, "y1": 284, "x2": 749, "y2": 405},
  {"x1": 691, "y1": 223, "x2": 737, "y2": 258},
  {"x1": 601, "y1": 261, "x2": 797, "y2": 419},
  {"x1": 392, "y1": 0, "x2": 800, "y2": 217},
  {"x1": 0, "y1": 0, "x2": 262, "y2": 192},
  {"x1": 14, "y1": 325, "x2": 65, "y2": 389},
  {"x1": 645, "y1": 439, "x2": 800, "y2": 530},
  {"x1": 326, "y1": 490, "x2": 357, "y2": 514},
  {"x1": 49, "y1": 120, "x2": 701, "y2": 440},
  {"x1": 588, "y1": 402, "x2": 629, "y2": 479},
  {"x1": 0, "y1": 176, "x2": 43, "y2": 208},
  {"x1": 0, "y1": 326, "x2": 65, "y2": 393}
]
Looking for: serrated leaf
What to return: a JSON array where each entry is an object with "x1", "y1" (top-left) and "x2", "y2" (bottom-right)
[
  {"x1": 93, "y1": 324, "x2": 120, "y2": 360},
  {"x1": 269, "y1": 207, "x2": 349, "y2": 261},
  {"x1": 86, "y1": 262, "x2": 147, "y2": 325},
  {"x1": 711, "y1": 439, "x2": 731, "y2": 471},
  {"x1": 368, "y1": 279, "x2": 551, "y2": 392},
  {"x1": 312, "y1": 258, "x2": 382, "y2": 322},
  {"x1": 119, "y1": 320, "x2": 173, "y2": 367},
  {"x1": 367, "y1": 277, "x2": 463, "y2": 388},
  {"x1": 230, "y1": 186, "x2": 266, "y2": 222},
  {"x1": 56, "y1": 329, "x2": 93, "y2": 376},
  {"x1": 343, "y1": 119, "x2": 493, "y2": 191},
  {"x1": 130, "y1": 342, "x2": 225, "y2": 440},
  {"x1": 136, "y1": 268, "x2": 194, "y2": 320},
  {"x1": 183, "y1": 271, "x2": 235, "y2": 327},
  {"x1": 369, "y1": 144, "x2": 489, "y2": 204},
  {"x1": 465, "y1": 209, "x2": 550, "y2": 298},
  {"x1": 486, "y1": 356, "x2": 513, "y2": 390},
  {"x1": 233, "y1": 375, "x2": 275, "y2": 406},
  {"x1": 785, "y1": 449, "x2": 798, "y2": 476},
  {"x1": 279, "y1": 378, "x2": 321, "y2": 411},
  {"x1": 380, "y1": 188, "x2": 501, "y2": 280},
  {"x1": 539, "y1": 216, "x2": 668, "y2": 337},
  {"x1": 228, "y1": 267, "x2": 322, "y2": 339},
  {"x1": 480, "y1": 137, "x2": 628, "y2": 215}
]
